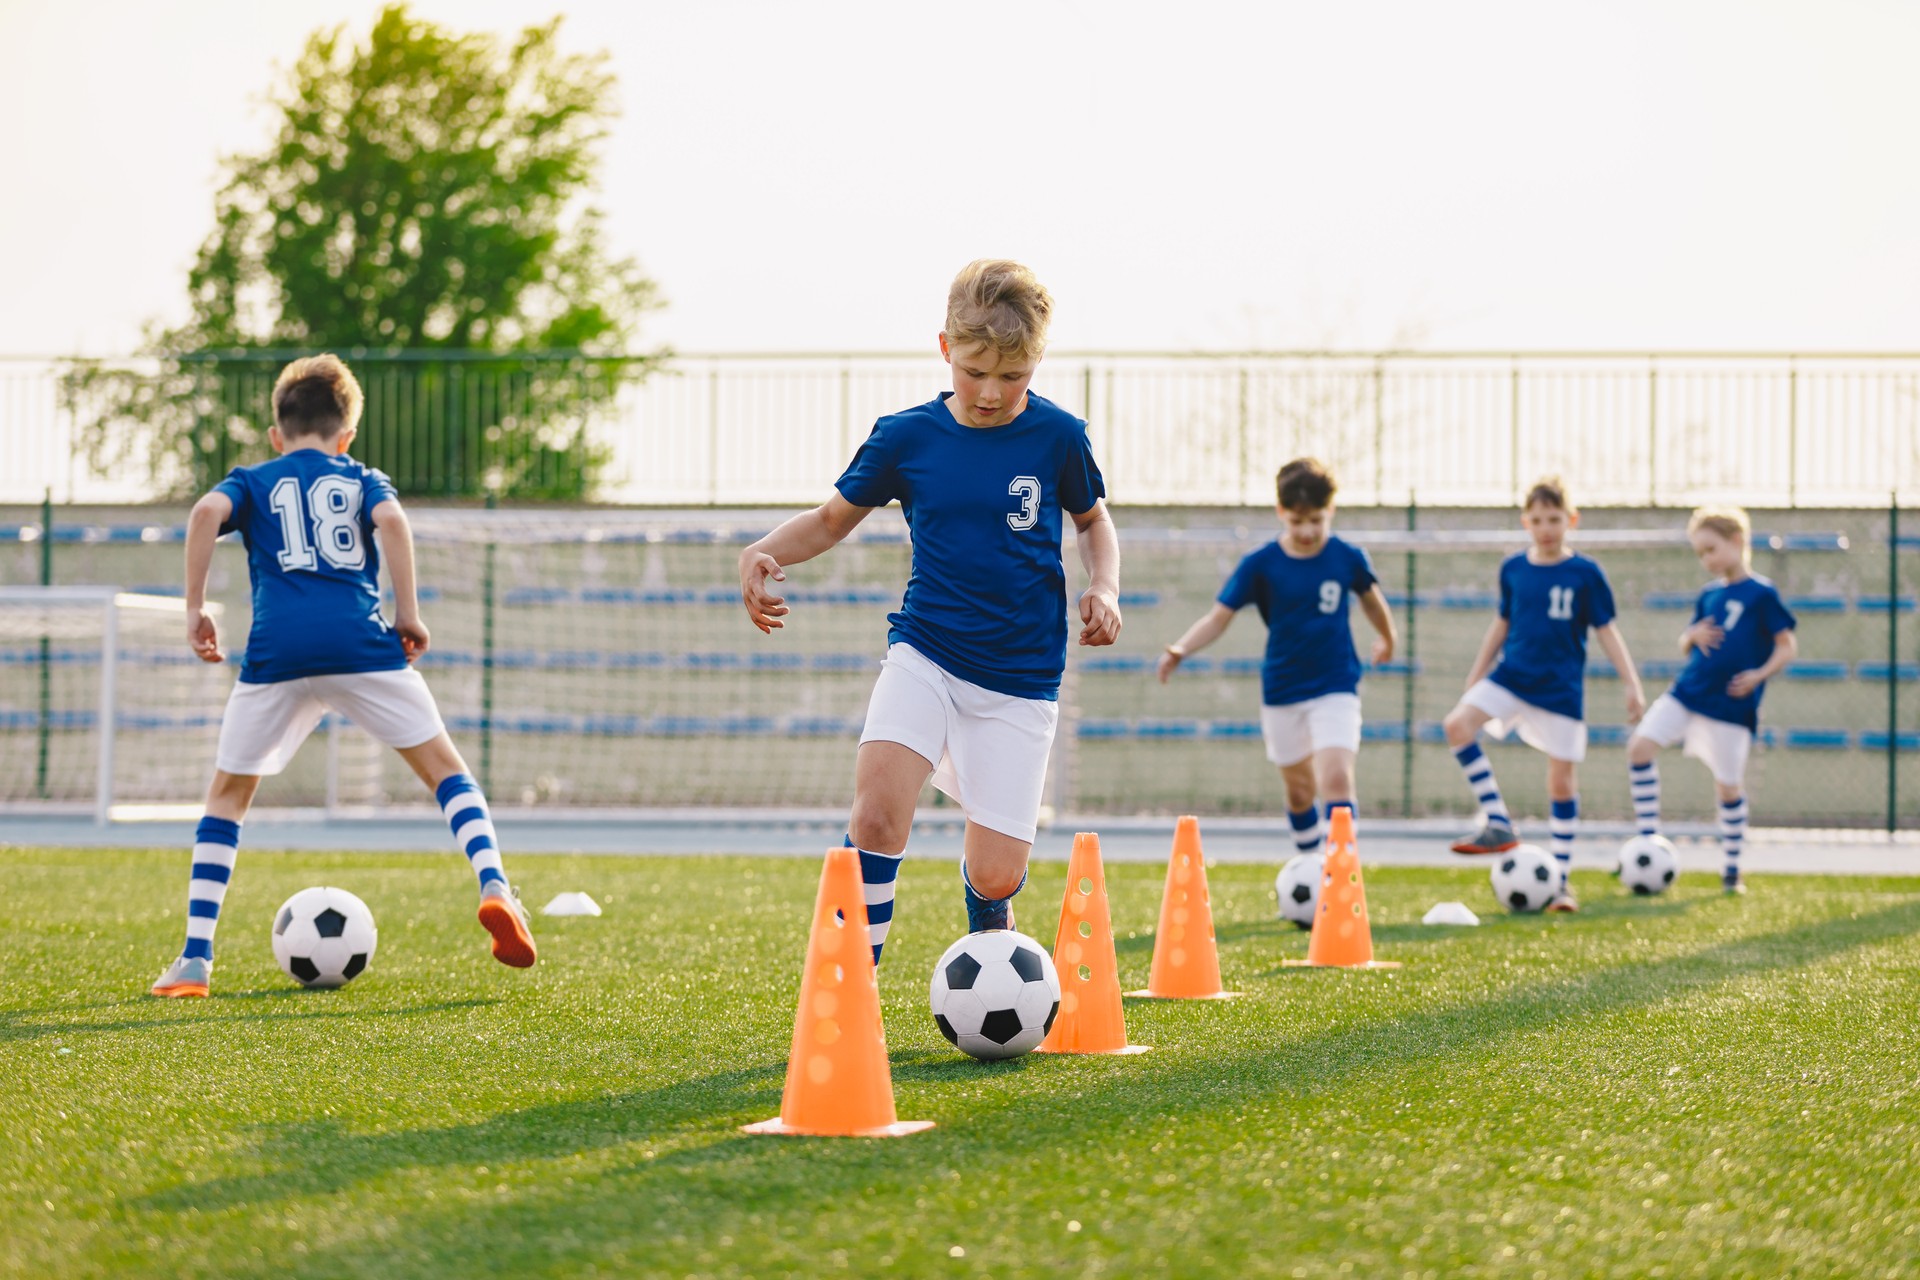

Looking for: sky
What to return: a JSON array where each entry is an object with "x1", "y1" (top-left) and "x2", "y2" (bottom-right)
[{"x1": 2, "y1": 0, "x2": 1917, "y2": 356}]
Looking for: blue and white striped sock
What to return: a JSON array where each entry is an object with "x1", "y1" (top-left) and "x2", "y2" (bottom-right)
[
  {"x1": 848, "y1": 835, "x2": 902, "y2": 966},
  {"x1": 1453, "y1": 742, "x2": 1511, "y2": 823},
  {"x1": 1550, "y1": 797, "x2": 1578, "y2": 881},
  {"x1": 181, "y1": 816, "x2": 240, "y2": 961},
  {"x1": 1326, "y1": 798, "x2": 1356, "y2": 835},
  {"x1": 1719, "y1": 795, "x2": 1748, "y2": 885},
  {"x1": 1629, "y1": 761, "x2": 1661, "y2": 836},
  {"x1": 1288, "y1": 806, "x2": 1323, "y2": 856},
  {"x1": 436, "y1": 774, "x2": 505, "y2": 892}
]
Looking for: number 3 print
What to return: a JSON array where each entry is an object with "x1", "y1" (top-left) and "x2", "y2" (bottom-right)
[{"x1": 1007, "y1": 476, "x2": 1041, "y2": 531}]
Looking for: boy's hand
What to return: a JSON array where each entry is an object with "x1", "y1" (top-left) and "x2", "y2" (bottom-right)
[
  {"x1": 1371, "y1": 635, "x2": 1395, "y2": 666},
  {"x1": 1156, "y1": 649, "x2": 1182, "y2": 684},
  {"x1": 1079, "y1": 587, "x2": 1121, "y2": 647},
  {"x1": 396, "y1": 615, "x2": 430, "y2": 662},
  {"x1": 187, "y1": 609, "x2": 224, "y2": 664},
  {"x1": 740, "y1": 551, "x2": 789, "y2": 633},
  {"x1": 1727, "y1": 669, "x2": 1764, "y2": 698},
  {"x1": 1686, "y1": 619, "x2": 1724, "y2": 653},
  {"x1": 1624, "y1": 687, "x2": 1647, "y2": 723}
]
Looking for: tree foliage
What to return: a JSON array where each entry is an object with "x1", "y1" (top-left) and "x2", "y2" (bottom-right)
[{"x1": 69, "y1": 5, "x2": 659, "y2": 498}]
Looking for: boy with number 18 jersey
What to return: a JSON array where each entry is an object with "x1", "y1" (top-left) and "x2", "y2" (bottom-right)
[{"x1": 150, "y1": 355, "x2": 535, "y2": 997}]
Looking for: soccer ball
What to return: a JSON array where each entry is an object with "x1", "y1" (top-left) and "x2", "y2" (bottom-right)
[
  {"x1": 929, "y1": 930, "x2": 1060, "y2": 1061},
  {"x1": 1490, "y1": 844, "x2": 1560, "y2": 913},
  {"x1": 272, "y1": 887, "x2": 377, "y2": 988},
  {"x1": 1618, "y1": 835, "x2": 1679, "y2": 895},
  {"x1": 1275, "y1": 854, "x2": 1323, "y2": 930}
]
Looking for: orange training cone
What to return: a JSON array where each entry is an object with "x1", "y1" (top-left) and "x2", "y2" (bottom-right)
[
  {"x1": 743, "y1": 847, "x2": 934, "y2": 1137},
  {"x1": 1038, "y1": 832, "x2": 1150, "y2": 1055},
  {"x1": 1285, "y1": 807, "x2": 1400, "y2": 970},
  {"x1": 1128, "y1": 815, "x2": 1238, "y2": 999}
]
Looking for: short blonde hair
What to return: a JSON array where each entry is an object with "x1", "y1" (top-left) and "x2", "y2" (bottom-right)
[
  {"x1": 1524, "y1": 475, "x2": 1572, "y2": 513},
  {"x1": 273, "y1": 353, "x2": 364, "y2": 440},
  {"x1": 1689, "y1": 505, "x2": 1752, "y2": 560},
  {"x1": 944, "y1": 259, "x2": 1052, "y2": 363}
]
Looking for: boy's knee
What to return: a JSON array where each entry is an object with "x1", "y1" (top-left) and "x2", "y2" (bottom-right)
[
  {"x1": 849, "y1": 795, "x2": 910, "y2": 854},
  {"x1": 1547, "y1": 763, "x2": 1578, "y2": 800},
  {"x1": 1443, "y1": 709, "x2": 1476, "y2": 747},
  {"x1": 1281, "y1": 769, "x2": 1317, "y2": 810},
  {"x1": 968, "y1": 865, "x2": 1025, "y2": 900},
  {"x1": 1626, "y1": 737, "x2": 1659, "y2": 767}
]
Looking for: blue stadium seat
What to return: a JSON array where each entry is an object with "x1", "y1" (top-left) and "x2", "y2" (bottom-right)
[{"x1": 1857, "y1": 662, "x2": 1920, "y2": 682}]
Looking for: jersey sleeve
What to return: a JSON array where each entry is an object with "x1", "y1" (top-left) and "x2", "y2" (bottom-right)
[
  {"x1": 1056, "y1": 421, "x2": 1107, "y2": 516},
  {"x1": 1218, "y1": 551, "x2": 1262, "y2": 611},
  {"x1": 361, "y1": 466, "x2": 399, "y2": 517},
  {"x1": 1691, "y1": 590, "x2": 1711, "y2": 624},
  {"x1": 1760, "y1": 585, "x2": 1797, "y2": 634},
  {"x1": 1586, "y1": 561, "x2": 1618, "y2": 628},
  {"x1": 834, "y1": 420, "x2": 903, "y2": 508},
  {"x1": 1347, "y1": 543, "x2": 1379, "y2": 594},
  {"x1": 212, "y1": 469, "x2": 250, "y2": 535},
  {"x1": 1497, "y1": 557, "x2": 1515, "y2": 620}
]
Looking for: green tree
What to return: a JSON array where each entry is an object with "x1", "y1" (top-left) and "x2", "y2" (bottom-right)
[{"x1": 69, "y1": 4, "x2": 660, "y2": 498}]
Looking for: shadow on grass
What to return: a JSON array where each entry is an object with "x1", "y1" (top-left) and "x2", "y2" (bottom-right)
[{"x1": 0, "y1": 996, "x2": 498, "y2": 1043}]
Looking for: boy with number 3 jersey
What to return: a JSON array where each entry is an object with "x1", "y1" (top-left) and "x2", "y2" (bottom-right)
[
  {"x1": 737, "y1": 261, "x2": 1122, "y2": 966},
  {"x1": 150, "y1": 355, "x2": 535, "y2": 997}
]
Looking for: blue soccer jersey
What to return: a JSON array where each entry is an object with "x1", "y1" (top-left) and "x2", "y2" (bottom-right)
[
  {"x1": 1218, "y1": 536, "x2": 1379, "y2": 706},
  {"x1": 1669, "y1": 576, "x2": 1796, "y2": 731},
  {"x1": 1486, "y1": 552, "x2": 1617, "y2": 721},
  {"x1": 214, "y1": 451, "x2": 409, "y2": 684},
  {"x1": 834, "y1": 391, "x2": 1106, "y2": 700}
]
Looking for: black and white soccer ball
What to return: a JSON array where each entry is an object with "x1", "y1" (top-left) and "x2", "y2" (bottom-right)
[
  {"x1": 1490, "y1": 844, "x2": 1560, "y2": 913},
  {"x1": 1275, "y1": 853, "x2": 1323, "y2": 930},
  {"x1": 928, "y1": 930, "x2": 1060, "y2": 1061},
  {"x1": 1618, "y1": 835, "x2": 1679, "y2": 895},
  {"x1": 272, "y1": 887, "x2": 377, "y2": 988}
]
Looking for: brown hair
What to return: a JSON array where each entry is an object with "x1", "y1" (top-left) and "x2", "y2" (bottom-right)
[
  {"x1": 272, "y1": 354, "x2": 364, "y2": 440},
  {"x1": 1688, "y1": 505, "x2": 1752, "y2": 560},
  {"x1": 1276, "y1": 457, "x2": 1337, "y2": 511},
  {"x1": 1524, "y1": 475, "x2": 1572, "y2": 512},
  {"x1": 944, "y1": 259, "x2": 1052, "y2": 363}
]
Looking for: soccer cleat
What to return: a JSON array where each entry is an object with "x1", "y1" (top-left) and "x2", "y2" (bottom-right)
[
  {"x1": 966, "y1": 894, "x2": 1014, "y2": 935},
  {"x1": 1450, "y1": 818, "x2": 1519, "y2": 856},
  {"x1": 1545, "y1": 892, "x2": 1580, "y2": 913},
  {"x1": 478, "y1": 882, "x2": 538, "y2": 968},
  {"x1": 150, "y1": 954, "x2": 212, "y2": 998}
]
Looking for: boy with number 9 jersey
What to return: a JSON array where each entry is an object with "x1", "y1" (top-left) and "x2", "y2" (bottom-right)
[{"x1": 150, "y1": 355, "x2": 535, "y2": 997}]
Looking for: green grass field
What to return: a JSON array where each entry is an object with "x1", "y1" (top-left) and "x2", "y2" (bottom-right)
[{"x1": 8, "y1": 847, "x2": 1920, "y2": 1279}]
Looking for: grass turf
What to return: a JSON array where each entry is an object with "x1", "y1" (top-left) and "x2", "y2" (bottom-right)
[{"x1": 6, "y1": 846, "x2": 1919, "y2": 1279}]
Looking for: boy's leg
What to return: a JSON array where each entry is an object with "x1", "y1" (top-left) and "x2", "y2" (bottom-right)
[
  {"x1": 1627, "y1": 748, "x2": 1662, "y2": 838},
  {"x1": 1280, "y1": 759, "x2": 1322, "y2": 856},
  {"x1": 961, "y1": 823, "x2": 1031, "y2": 934},
  {"x1": 849, "y1": 739, "x2": 935, "y2": 965},
  {"x1": 1311, "y1": 745, "x2": 1358, "y2": 830},
  {"x1": 1444, "y1": 702, "x2": 1516, "y2": 853},
  {"x1": 1716, "y1": 783, "x2": 1748, "y2": 892},
  {"x1": 1546, "y1": 758, "x2": 1579, "y2": 911},
  {"x1": 396, "y1": 732, "x2": 536, "y2": 968},
  {"x1": 153, "y1": 771, "x2": 261, "y2": 996}
]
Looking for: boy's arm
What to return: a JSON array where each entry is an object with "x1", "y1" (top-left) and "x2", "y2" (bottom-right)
[
  {"x1": 1157, "y1": 603, "x2": 1235, "y2": 683},
  {"x1": 1357, "y1": 584, "x2": 1397, "y2": 665},
  {"x1": 1462, "y1": 618, "x2": 1509, "y2": 689},
  {"x1": 1071, "y1": 499, "x2": 1121, "y2": 647},
  {"x1": 738, "y1": 493, "x2": 874, "y2": 634},
  {"x1": 1594, "y1": 621, "x2": 1647, "y2": 721},
  {"x1": 1728, "y1": 628, "x2": 1798, "y2": 698},
  {"x1": 371, "y1": 500, "x2": 428, "y2": 661},
  {"x1": 184, "y1": 492, "x2": 232, "y2": 664}
]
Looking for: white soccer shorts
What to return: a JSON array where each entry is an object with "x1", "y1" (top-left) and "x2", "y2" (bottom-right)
[
  {"x1": 1630, "y1": 692, "x2": 1753, "y2": 786},
  {"x1": 214, "y1": 668, "x2": 447, "y2": 776},
  {"x1": 1463, "y1": 678, "x2": 1589, "y2": 763},
  {"x1": 1259, "y1": 692, "x2": 1363, "y2": 766},
  {"x1": 858, "y1": 642, "x2": 1059, "y2": 843}
]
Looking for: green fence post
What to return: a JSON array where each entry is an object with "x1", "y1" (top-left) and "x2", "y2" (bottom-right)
[
  {"x1": 1890, "y1": 493, "x2": 1900, "y2": 835},
  {"x1": 35, "y1": 488, "x2": 52, "y2": 799},
  {"x1": 481, "y1": 489, "x2": 497, "y2": 798},
  {"x1": 1402, "y1": 493, "x2": 1417, "y2": 816}
]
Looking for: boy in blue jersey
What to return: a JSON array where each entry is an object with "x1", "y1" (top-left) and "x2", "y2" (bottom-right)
[
  {"x1": 1627, "y1": 506, "x2": 1797, "y2": 894},
  {"x1": 150, "y1": 355, "x2": 535, "y2": 997},
  {"x1": 1156, "y1": 458, "x2": 1396, "y2": 886},
  {"x1": 1443, "y1": 478, "x2": 1646, "y2": 911},
  {"x1": 737, "y1": 260, "x2": 1122, "y2": 965}
]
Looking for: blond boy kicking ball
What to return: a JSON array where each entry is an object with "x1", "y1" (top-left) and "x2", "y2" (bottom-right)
[
  {"x1": 1443, "y1": 478, "x2": 1646, "y2": 912},
  {"x1": 737, "y1": 260, "x2": 1122, "y2": 965},
  {"x1": 1626, "y1": 507, "x2": 1797, "y2": 895},
  {"x1": 1157, "y1": 458, "x2": 1396, "y2": 886},
  {"x1": 150, "y1": 355, "x2": 535, "y2": 998}
]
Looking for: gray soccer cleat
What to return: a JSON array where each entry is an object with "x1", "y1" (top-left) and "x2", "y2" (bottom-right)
[
  {"x1": 1450, "y1": 817, "x2": 1520, "y2": 856},
  {"x1": 150, "y1": 954, "x2": 212, "y2": 998}
]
